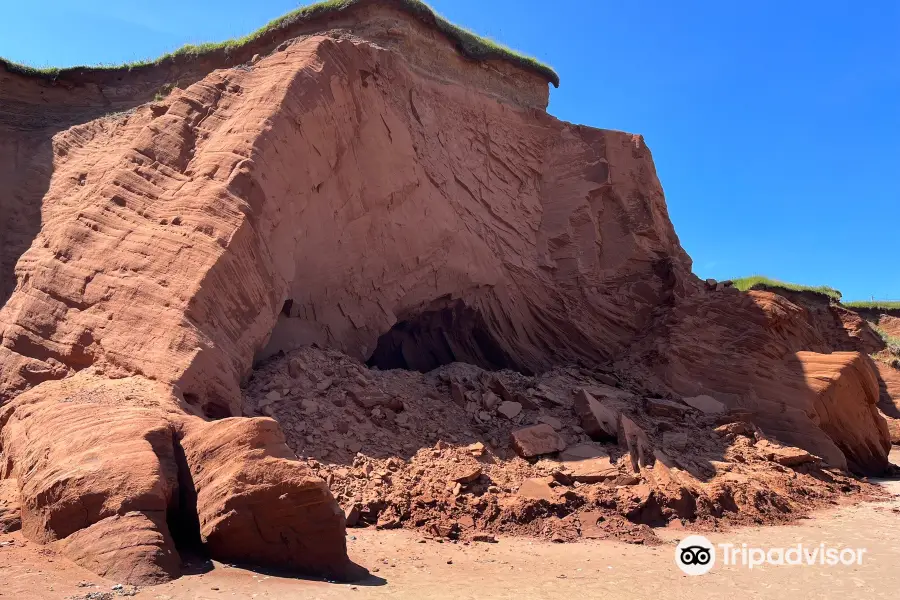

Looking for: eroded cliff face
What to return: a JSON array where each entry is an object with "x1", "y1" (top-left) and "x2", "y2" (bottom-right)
[
  {"x1": 0, "y1": 9, "x2": 693, "y2": 583},
  {"x1": 0, "y1": 24, "x2": 691, "y2": 417},
  {"x1": 0, "y1": 3, "x2": 893, "y2": 587}
]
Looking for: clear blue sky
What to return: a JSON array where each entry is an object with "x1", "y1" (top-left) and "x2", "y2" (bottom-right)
[{"x1": 2, "y1": 1, "x2": 897, "y2": 300}]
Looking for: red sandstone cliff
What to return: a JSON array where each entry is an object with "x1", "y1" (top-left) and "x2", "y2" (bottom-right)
[{"x1": 0, "y1": 1, "x2": 892, "y2": 586}]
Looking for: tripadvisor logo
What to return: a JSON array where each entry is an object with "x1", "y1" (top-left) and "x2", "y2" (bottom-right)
[
  {"x1": 675, "y1": 535, "x2": 716, "y2": 575},
  {"x1": 675, "y1": 534, "x2": 868, "y2": 575}
]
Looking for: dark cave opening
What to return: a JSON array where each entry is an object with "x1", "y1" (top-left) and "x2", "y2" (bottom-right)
[
  {"x1": 167, "y1": 436, "x2": 206, "y2": 557},
  {"x1": 366, "y1": 300, "x2": 524, "y2": 373},
  {"x1": 183, "y1": 392, "x2": 232, "y2": 420}
]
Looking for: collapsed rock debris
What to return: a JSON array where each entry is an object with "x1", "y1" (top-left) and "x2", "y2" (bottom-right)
[{"x1": 245, "y1": 346, "x2": 880, "y2": 544}]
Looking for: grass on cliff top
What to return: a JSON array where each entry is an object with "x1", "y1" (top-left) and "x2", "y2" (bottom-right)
[
  {"x1": 0, "y1": 0, "x2": 559, "y2": 86},
  {"x1": 730, "y1": 275, "x2": 843, "y2": 300},
  {"x1": 843, "y1": 300, "x2": 900, "y2": 311}
]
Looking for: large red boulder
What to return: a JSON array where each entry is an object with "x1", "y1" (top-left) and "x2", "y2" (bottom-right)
[
  {"x1": 179, "y1": 417, "x2": 356, "y2": 580},
  {"x1": 0, "y1": 376, "x2": 182, "y2": 584}
]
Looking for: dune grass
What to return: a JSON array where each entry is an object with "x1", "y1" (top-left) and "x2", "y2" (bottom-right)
[
  {"x1": 0, "y1": 0, "x2": 558, "y2": 86},
  {"x1": 730, "y1": 275, "x2": 843, "y2": 300}
]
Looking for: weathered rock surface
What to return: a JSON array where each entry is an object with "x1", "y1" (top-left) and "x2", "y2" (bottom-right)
[
  {"x1": 0, "y1": 375, "x2": 184, "y2": 583},
  {"x1": 625, "y1": 290, "x2": 891, "y2": 474},
  {"x1": 681, "y1": 395, "x2": 725, "y2": 415},
  {"x1": 790, "y1": 351, "x2": 890, "y2": 472},
  {"x1": 0, "y1": 376, "x2": 179, "y2": 546},
  {"x1": 516, "y1": 477, "x2": 560, "y2": 501},
  {"x1": 0, "y1": 478, "x2": 21, "y2": 533}
]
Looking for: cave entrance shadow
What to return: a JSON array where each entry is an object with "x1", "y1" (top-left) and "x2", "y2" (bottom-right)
[{"x1": 366, "y1": 298, "x2": 523, "y2": 374}]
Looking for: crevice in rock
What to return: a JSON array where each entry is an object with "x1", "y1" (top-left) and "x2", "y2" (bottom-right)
[
  {"x1": 167, "y1": 433, "x2": 205, "y2": 557},
  {"x1": 366, "y1": 299, "x2": 521, "y2": 373}
]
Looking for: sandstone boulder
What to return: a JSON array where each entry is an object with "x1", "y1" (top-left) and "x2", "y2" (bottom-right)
[
  {"x1": 0, "y1": 376, "x2": 182, "y2": 584},
  {"x1": 788, "y1": 352, "x2": 890, "y2": 474},
  {"x1": 0, "y1": 377, "x2": 179, "y2": 545},
  {"x1": 179, "y1": 417, "x2": 356, "y2": 580}
]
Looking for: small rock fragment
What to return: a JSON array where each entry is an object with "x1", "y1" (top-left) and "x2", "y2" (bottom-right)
[
  {"x1": 595, "y1": 373, "x2": 618, "y2": 387},
  {"x1": 466, "y1": 441, "x2": 486, "y2": 457},
  {"x1": 451, "y1": 465, "x2": 482, "y2": 484},
  {"x1": 481, "y1": 390, "x2": 500, "y2": 410},
  {"x1": 287, "y1": 357, "x2": 306, "y2": 379},
  {"x1": 619, "y1": 416, "x2": 653, "y2": 472},
  {"x1": 450, "y1": 382, "x2": 466, "y2": 406},
  {"x1": 682, "y1": 394, "x2": 726, "y2": 414},
  {"x1": 497, "y1": 401, "x2": 523, "y2": 419},
  {"x1": 559, "y1": 444, "x2": 619, "y2": 482},
  {"x1": 488, "y1": 377, "x2": 515, "y2": 403},
  {"x1": 645, "y1": 397, "x2": 689, "y2": 419},
  {"x1": 537, "y1": 415, "x2": 563, "y2": 430},
  {"x1": 345, "y1": 506, "x2": 360, "y2": 528},
  {"x1": 516, "y1": 477, "x2": 559, "y2": 501},
  {"x1": 514, "y1": 392, "x2": 540, "y2": 410},
  {"x1": 510, "y1": 424, "x2": 566, "y2": 458},
  {"x1": 573, "y1": 389, "x2": 618, "y2": 441},
  {"x1": 757, "y1": 440, "x2": 818, "y2": 467}
]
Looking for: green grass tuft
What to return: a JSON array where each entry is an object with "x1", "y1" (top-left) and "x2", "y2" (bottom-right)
[
  {"x1": 730, "y1": 275, "x2": 842, "y2": 300},
  {"x1": 0, "y1": 0, "x2": 558, "y2": 86}
]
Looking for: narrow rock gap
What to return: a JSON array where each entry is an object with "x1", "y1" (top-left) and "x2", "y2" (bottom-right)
[{"x1": 167, "y1": 433, "x2": 206, "y2": 558}]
